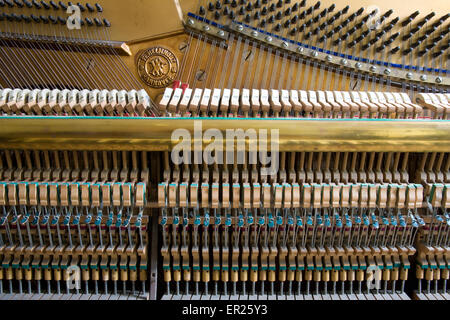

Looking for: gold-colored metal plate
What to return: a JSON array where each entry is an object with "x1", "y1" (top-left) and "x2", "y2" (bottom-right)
[{"x1": 0, "y1": 117, "x2": 448, "y2": 153}]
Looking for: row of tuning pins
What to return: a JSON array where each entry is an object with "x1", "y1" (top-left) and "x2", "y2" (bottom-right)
[
  {"x1": 197, "y1": 0, "x2": 449, "y2": 62},
  {"x1": 0, "y1": 0, "x2": 103, "y2": 12}
]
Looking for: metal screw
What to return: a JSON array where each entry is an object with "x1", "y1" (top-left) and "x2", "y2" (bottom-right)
[
  {"x1": 355, "y1": 62, "x2": 362, "y2": 69},
  {"x1": 282, "y1": 41, "x2": 289, "y2": 48},
  {"x1": 251, "y1": 30, "x2": 258, "y2": 37},
  {"x1": 370, "y1": 66, "x2": 377, "y2": 72},
  {"x1": 217, "y1": 30, "x2": 225, "y2": 37},
  {"x1": 187, "y1": 19, "x2": 194, "y2": 26},
  {"x1": 384, "y1": 68, "x2": 391, "y2": 75},
  {"x1": 236, "y1": 25, "x2": 244, "y2": 31},
  {"x1": 406, "y1": 72, "x2": 413, "y2": 79},
  {"x1": 265, "y1": 36, "x2": 273, "y2": 42},
  {"x1": 420, "y1": 75, "x2": 427, "y2": 81},
  {"x1": 326, "y1": 55, "x2": 332, "y2": 62},
  {"x1": 311, "y1": 51, "x2": 318, "y2": 57},
  {"x1": 341, "y1": 58, "x2": 348, "y2": 66},
  {"x1": 435, "y1": 76, "x2": 442, "y2": 84},
  {"x1": 297, "y1": 47, "x2": 304, "y2": 53},
  {"x1": 203, "y1": 25, "x2": 210, "y2": 31}
]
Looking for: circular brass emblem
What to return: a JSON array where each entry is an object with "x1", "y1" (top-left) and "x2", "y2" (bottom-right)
[{"x1": 137, "y1": 47, "x2": 179, "y2": 88}]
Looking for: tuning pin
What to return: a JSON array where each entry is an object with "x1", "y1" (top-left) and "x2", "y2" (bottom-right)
[
  {"x1": 391, "y1": 46, "x2": 400, "y2": 54},
  {"x1": 312, "y1": 26, "x2": 320, "y2": 35},
  {"x1": 402, "y1": 32, "x2": 413, "y2": 41},
  {"x1": 313, "y1": 1, "x2": 321, "y2": 10},
  {"x1": 424, "y1": 12, "x2": 436, "y2": 22},
  {"x1": 440, "y1": 43, "x2": 450, "y2": 51},
  {"x1": 389, "y1": 17, "x2": 400, "y2": 27},
  {"x1": 383, "y1": 9, "x2": 393, "y2": 18},
  {"x1": 246, "y1": 2, "x2": 252, "y2": 11},
  {"x1": 261, "y1": 6, "x2": 268, "y2": 15},
  {"x1": 361, "y1": 43, "x2": 370, "y2": 51},
  {"x1": 284, "y1": 7, "x2": 291, "y2": 16},
  {"x1": 347, "y1": 40, "x2": 357, "y2": 48},
  {"x1": 417, "y1": 48, "x2": 429, "y2": 57},
  {"x1": 360, "y1": 16, "x2": 369, "y2": 24},
  {"x1": 439, "y1": 13, "x2": 450, "y2": 23},
  {"x1": 355, "y1": 21, "x2": 364, "y2": 29},
  {"x1": 199, "y1": 6, "x2": 206, "y2": 15},
  {"x1": 215, "y1": 11, "x2": 221, "y2": 20},
  {"x1": 341, "y1": 32, "x2": 350, "y2": 41},
  {"x1": 245, "y1": 13, "x2": 251, "y2": 22},
  {"x1": 254, "y1": 0, "x2": 261, "y2": 8},
  {"x1": 291, "y1": 15, "x2": 298, "y2": 24},
  {"x1": 298, "y1": 23, "x2": 306, "y2": 32},
  {"x1": 319, "y1": 22, "x2": 327, "y2": 30},
  {"x1": 40, "y1": 15, "x2": 50, "y2": 24},
  {"x1": 292, "y1": 2, "x2": 298, "y2": 11},
  {"x1": 369, "y1": 36, "x2": 380, "y2": 45},
  {"x1": 22, "y1": 14, "x2": 32, "y2": 23},
  {"x1": 284, "y1": 19, "x2": 291, "y2": 28},
  {"x1": 375, "y1": 44, "x2": 386, "y2": 52},
  {"x1": 356, "y1": 7, "x2": 364, "y2": 16},
  {"x1": 274, "y1": 22, "x2": 281, "y2": 31},
  {"x1": 356, "y1": 30, "x2": 369, "y2": 41},
  {"x1": 290, "y1": 27, "x2": 297, "y2": 36},
  {"x1": 333, "y1": 38, "x2": 342, "y2": 46},
  {"x1": 425, "y1": 43, "x2": 436, "y2": 50},
  {"x1": 254, "y1": 11, "x2": 260, "y2": 20},
  {"x1": 375, "y1": 30, "x2": 386, "y2": 38},
  {"x1": 347, "y1": 26, "x2": 357, "y2": 35},
  {"x1": 260, "y1": 18, "x2": 266, "y2": 27},
  {"x1": 276, "y1": 11, "x2": 282, "y2": 20},
  {"x1": 231, "y1": 0, "x2": 237, "y2": 7},
  {"x1": 402, "y1": 47, "x2": 413, "y2": 56},
  {"x1": 268, "y1": 14, "x2": 275, "y2": 23},
  {"x1": 410, "y1": 11, "x2": 420, "y2": 20},
  {"x1": 215, "y1": 0, "x2": 222, "y2": 9},
  {"x1": 333, "y1": 10, "x2": 341, "y2": 20},
  {"x1": 239, "y1": 6, "x2": 245, "y2": 15},
  {"x1": 402, "y1": 10, "x2": 419, "y2": 26},
  {"x1": 299, "y1": 11, "x2": 306, "y2": 19},
  {"x1": 319, "y1": 8, "x2": 328, "y2": 18},
  {"x1": 417, "y1": 35, "x2": 428, "y2": 43},
  {"x1": 348, "y1": 13, "x2": 357, "y2": 22},
  {"x1": 229, "y1": 10, "x2": 236, "y2": 19},
  {"x1": 333, "y1": 24, "x2": 342, "y2": 33},
  {"x1": 432, "y1": 50, "x2": 444, "y2": 58},
  {"x1": 304, "y1": 31, "x2": 312, "y2": 40},
  {"x1": 269, "y1": 2, "x2": 275, "y2": 12},
  {"x1": 388, "y1": 32, "x2": 400, "y2": 42},
  {"x1": 318, "y1": 35, "x2": 326, "y2": 43},
  {"x1": 342, "y1": 5, "x2": 350, "y2": 15},
  {"x1": 276, "y1": 0, "x2": 283, "y2": 8}
]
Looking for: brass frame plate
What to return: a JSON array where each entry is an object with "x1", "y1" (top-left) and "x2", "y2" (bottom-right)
[{"x1": 0, "y1": 117, "x2": 449, "y2": 153}]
